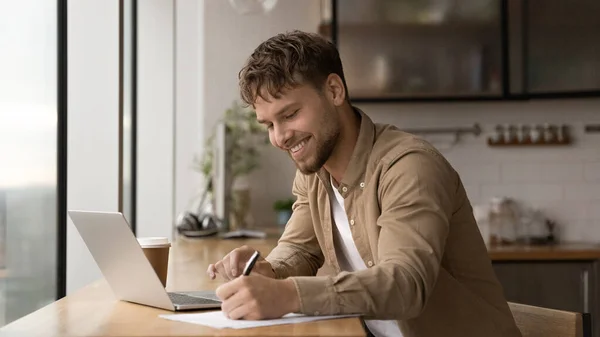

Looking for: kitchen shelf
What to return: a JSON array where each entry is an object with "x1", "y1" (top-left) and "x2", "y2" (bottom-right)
[{"x1": 487, "y1": 139, "x2": 572, "y2": 147}]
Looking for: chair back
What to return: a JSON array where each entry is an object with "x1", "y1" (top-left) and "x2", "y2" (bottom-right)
[{"x1": 508, "y1": 302, "x2": 592, "y2": 337}]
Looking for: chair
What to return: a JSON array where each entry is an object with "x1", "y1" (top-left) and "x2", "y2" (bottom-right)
[{"x1": 508, "y1": 302, "x2": 592, "y2": 337}]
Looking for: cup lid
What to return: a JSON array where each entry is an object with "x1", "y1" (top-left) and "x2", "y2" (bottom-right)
[{"x1": 137, "y1": 237, "x2": 170, "y2": 247}]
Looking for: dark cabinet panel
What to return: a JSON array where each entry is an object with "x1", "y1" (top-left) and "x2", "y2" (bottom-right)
[
  {"x1": 526, "y1": 0, "x2": 600, "y2": 94},
  {"x1": 493, "y1": 262, "x2": 592, "y2": 312},
  {"x1": 493, "y1": 261, "x2": 598, "y2": 336}
]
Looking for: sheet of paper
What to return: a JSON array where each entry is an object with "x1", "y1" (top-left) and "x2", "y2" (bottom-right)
[{"x1": 160, "y1": 311, "x2": 360, "y2": 329}]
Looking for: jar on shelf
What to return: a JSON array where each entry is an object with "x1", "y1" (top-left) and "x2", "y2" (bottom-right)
[
  {"x1": 530, "y1": 124, "x2": 542, "y2": 143},
  {"x1": 557, "y1": 124, "x2": 569, "y2": 143},
  {"x1": 492, "y1": 124, "x2": 504, "y2": 143},
  {"x1": 520, "y1": 124, "x2": 531, "y2": 143},
  {"x1": 488, "y1": 197, "x2": 519, "y2": 245},
  {"x1": 503, "y1": 124, "x2": 514, "y2": 143},
  {"x1": 543, "y1": 123, "x2": 556, "y2": 143}
]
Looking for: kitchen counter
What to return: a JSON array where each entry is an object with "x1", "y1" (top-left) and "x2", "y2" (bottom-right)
[
  {"x1": 187, "y1": 228, "x2": 600, "y2": 261},
  {"x1": 488, "y1": 242, "x2": 600, "y2": 261},
  {"x1": 490, "y1": 242, "x2": 600, "y2": 336}
]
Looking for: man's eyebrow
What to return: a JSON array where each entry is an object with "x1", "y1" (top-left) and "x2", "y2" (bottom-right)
[
  {"x1": 256, "y1": 102, "x2": 298, "y2": 125},
  {"x1": 274, "y1": 102, "x2": 298, "y2": 117}
]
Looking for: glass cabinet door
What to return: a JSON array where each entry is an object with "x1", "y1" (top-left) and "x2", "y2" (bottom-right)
[
  {"x1": 526, "y1": 0, "x2": 600, "y2": 94},
  {"x1": 327, "y1": 0, "x2": 503, "y2": 100}
]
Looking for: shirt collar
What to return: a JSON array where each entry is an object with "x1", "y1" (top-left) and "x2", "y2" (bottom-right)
[{"x1": 317, "y1": 107, "x2": 376, "y2": 195}]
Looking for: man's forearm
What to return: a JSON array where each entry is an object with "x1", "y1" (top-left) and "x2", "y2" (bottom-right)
[
  {"x1": 256, "y1": 260, "x2": 276, "y2": 278},
  {"x1": 290, "y1": 261, "x2": 431, "y2": 319},
  {"x1": 266, "y1": 242, "x2": 324, "y2": 279}
]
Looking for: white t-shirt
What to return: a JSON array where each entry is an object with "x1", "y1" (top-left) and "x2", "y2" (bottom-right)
[{"x1": 330, "y1": 177, "x2": 403, "y2": 337}]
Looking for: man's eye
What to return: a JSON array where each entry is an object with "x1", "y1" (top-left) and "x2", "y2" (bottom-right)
[{"x1": 285, "y1": 110, "x2": 299, "y2": 119}]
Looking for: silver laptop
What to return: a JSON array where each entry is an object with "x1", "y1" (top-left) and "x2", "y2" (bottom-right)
[{"x1": 68, "y1": 210, "x2": 222, "y2": 311}]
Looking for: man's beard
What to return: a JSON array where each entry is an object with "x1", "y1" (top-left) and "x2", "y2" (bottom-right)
[{"x1": 292, "y1": 129, "x2": 339, "y2": 175}]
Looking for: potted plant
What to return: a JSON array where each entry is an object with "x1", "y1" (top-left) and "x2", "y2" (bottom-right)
[
  {"x1": 273, "y1": 198, "x2": 295, "y2": 227},
  {"x1": 192, "y1": 100, "x2": 269, "y2": 230},
  {"x1": 194, "y1": 100, "x2": 268, "y2": 183}
]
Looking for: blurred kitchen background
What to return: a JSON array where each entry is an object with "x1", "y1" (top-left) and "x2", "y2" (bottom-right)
[{"x1": 2, "y1": 0, "x2": 600, "y2": 335}]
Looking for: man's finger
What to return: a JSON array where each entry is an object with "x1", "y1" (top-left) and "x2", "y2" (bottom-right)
[
  {"x1": 220, "y1": 289, "x2": 246, "y2": 317},
  {"x1": 227, "y1": 302, "x2": 253, "y2": 320},
  {"x1": 215, "y1": 276, "x2": 243, "y2": 301},
  {"x1": 206, "y1": 264, "x2": 217, "y2": 279},
  {"x1": 229, "y1": 249, "x2": 243, "y2": 277},
  {"x1": 214, "y1": 260, "x2": 231, "y2": 281},
  {"x1": 221, "y1": 255, "x2": 234, "y2": 280}
]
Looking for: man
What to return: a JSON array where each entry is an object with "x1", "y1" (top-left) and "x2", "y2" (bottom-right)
[{"x1": 207, "y1": 30, "x2": 521, "y2": 337}]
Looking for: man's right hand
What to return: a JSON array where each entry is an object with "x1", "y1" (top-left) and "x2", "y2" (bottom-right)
[{"x1": 207, "y1": 245, "x2": 276, "y2": 281}]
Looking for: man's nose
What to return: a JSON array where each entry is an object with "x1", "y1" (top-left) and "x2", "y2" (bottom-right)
[{"x1": 274, "y1": 125, "x2": 293, "y2": 149}]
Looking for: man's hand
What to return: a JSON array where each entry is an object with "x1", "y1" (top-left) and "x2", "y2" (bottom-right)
[
  {"x1": 216, "y1": 274, "x2": 300, "y2": 320},
  {"x1": 207, "y1": 245, "x2": 276, "y2": 281}
]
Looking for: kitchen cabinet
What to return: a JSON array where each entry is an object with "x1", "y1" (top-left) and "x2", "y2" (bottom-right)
[
  {"x1": 514, "y1": 0, "x2": 600, "y2": 95},
  {"x1": 320, "y1": 0, "x2": 600, "y2": 102},
  {"x1": 493, "y1": 261, "x2": 598, "y2": 336}
]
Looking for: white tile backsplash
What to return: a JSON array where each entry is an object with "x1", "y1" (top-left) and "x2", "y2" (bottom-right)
[
  {"x1": 501, "y1": 163, "x2": 584, "y2": 183},
  {"x1": 359, "y1": 98, "x2": 600, "y2": 242},
  {"x1": 451, "y1": 163, "x2": 501, "y2": 183},
  {"x1": 252, "y1": 98, "x2": 600, "y2": 242},
  {"x1": 587, "y1": 203, "x2": 600, "y2": 220},
  {"x1": 537, "y1": 201, "x2": 590, "y2": 223},
  {"x1": 462, "y1": 184, "x2": 481, "y2": 201},
  {"x1": 584, "y1": 163, "x2": 600, "y2": 181},
  {"x1": 564, "y1": 183, "x2": 600, "y2": 201},
  {"x1": 557, "y1": 219, "x2": 592, "y2": 242},
  {"x1": 480, "y1": 184, "x2": 564, "y2": 201}
]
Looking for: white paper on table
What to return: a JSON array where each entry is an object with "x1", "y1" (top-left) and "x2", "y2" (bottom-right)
[{"x1": 159, "y1": 311, "x2": 360, "y2": 329}]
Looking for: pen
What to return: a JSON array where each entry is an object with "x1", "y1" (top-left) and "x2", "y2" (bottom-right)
[{"x1": 242, "y1": 250, "x2": 260, "y2": 276}]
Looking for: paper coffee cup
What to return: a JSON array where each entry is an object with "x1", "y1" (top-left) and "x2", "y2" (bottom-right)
[{"x1": 137, "y1": 237, "x2": 171, "y2": 287}]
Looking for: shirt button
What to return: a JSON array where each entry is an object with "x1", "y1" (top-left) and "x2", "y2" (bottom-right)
[
  {"x1": 342, "y1": 186, "x2": 348, "y2": 193},
  {"x1": 350, "y1": 219, "x2": 355, "y2": 226},
  {"x1": 360, "y1": 182, "x2": 365, "y2": 188},
  {"x1": 367, "y1": 261, "x2": 374, "y2": 267}
]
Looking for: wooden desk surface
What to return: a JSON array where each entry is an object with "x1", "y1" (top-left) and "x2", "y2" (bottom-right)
[{"x1": 0, "y1": 234, "x2": 365, "y2": 337}]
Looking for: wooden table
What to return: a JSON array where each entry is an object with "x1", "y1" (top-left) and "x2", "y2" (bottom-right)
[{"x1": 0, "y1": 234, "x2": 366, "y2": 337}]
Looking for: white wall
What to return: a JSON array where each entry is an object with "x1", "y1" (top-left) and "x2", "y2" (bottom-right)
[
  {"x1": 136, "y1": 0, "x2": 176, "y2": 240},
  {"x1": 202, "y1": 0, "x2": 321, "y2": 227},
  {"x1": 203, "y1": 0, "x2": 321, "y2": 136},
  {"x1": 67, "y1": 0, "x2": 120, "y2": 294},
  {"x1": 135, "y1": 0, "x2": 321, "y2": 238},
  {"x1": 174, "y1": 0, "x2": 205, "y2": 229}
]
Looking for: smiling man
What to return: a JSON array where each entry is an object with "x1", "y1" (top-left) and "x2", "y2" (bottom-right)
[{"x1": 207, "y1": 30, "x2": 522, "y2": 337}]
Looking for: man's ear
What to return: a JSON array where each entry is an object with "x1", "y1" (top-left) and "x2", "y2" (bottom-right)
[{"x1": 324, "y1": 74, "x2": 346, "y2": 106}]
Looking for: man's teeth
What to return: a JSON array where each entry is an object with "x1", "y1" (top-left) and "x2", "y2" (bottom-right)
[{"x1": 291, "y1": 140, "x2": 307, "y2": 153}]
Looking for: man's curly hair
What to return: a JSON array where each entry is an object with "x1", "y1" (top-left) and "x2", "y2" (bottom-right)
[{"x1": 238, "y1": 30, "x2": 349, "y2": 106}]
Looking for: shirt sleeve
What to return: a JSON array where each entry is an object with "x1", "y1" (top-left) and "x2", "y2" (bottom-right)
[
  {"x1": 290, "y1": 149, "x2": 456, "y2": 319},
  {"x1": 265, "y1": 170, "x2": 325, "y2": 279}
]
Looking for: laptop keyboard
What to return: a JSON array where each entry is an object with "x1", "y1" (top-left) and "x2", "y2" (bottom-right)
[{"x1": 168, "y1": 292, "x2": 221, "y2": 305}]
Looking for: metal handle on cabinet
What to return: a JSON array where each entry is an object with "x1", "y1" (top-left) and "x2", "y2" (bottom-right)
[{"x1": 582, "y1": 269, "x2": 589, "y2": 313}]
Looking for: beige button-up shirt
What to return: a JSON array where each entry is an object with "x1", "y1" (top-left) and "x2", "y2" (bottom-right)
[{"x1": 265, "y1": 108, "x2": 522, "y2": 337}]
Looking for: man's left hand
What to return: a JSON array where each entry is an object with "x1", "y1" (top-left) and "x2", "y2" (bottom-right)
[{"x1": 215, "y1": 274, "x2": 300, "y2": 320}]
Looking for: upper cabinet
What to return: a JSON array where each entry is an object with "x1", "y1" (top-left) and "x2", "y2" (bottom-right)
[
  {"x1": 319, "y1": 0, "x2": 600, "y2": 102},
  {"x1": 521, "y1": 0, "x2": 600, "y2": 95}
]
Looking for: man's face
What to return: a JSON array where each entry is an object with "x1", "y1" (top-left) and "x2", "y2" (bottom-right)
[{"x1": 254, "y1": 84, "x2": 340, "y2": 174}]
